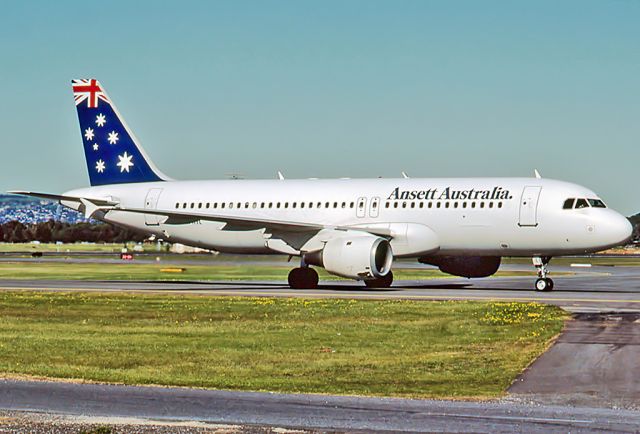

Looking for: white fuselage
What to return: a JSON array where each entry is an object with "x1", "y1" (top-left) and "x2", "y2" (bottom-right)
[{"x1": 64, "y1": 177, "x2": 632, "y2": 258}]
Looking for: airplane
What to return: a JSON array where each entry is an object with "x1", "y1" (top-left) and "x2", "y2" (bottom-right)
[{"x1": 11, "y1": 79, "x2": 633, "y2": 292}]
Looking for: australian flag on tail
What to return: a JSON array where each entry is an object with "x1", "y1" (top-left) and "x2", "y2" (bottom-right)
[{"x1": 72, "y1": 79, "x2": 168, "y2": 186}]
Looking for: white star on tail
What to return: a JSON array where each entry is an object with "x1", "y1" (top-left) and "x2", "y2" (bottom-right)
[
  {"x1": 95, "y1": 114, "x2": 106, "y2": 127},
  {"x1": 95, "y1": 159, "x2": 106, "y2": 173},
  {"x1": 92, "y1": 143, "x2": 99, "y2": 151},
  {"x1": 117, "y1": 152, "x2": 134, "y2": 172},
  {"x1": 84, "y1": 128, "x2": 94, "y2": 141},
  {"x1": 108, "y1": 131, "x2": 119, "y2": 145}
]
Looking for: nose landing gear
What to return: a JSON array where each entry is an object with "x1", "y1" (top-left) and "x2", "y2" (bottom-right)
[{"x1": 533, "y1": 256, "x2": 554, "y2": 291}]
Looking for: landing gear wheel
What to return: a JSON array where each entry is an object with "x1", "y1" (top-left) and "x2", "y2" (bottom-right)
[
  {"x1": 364, "y1": 271, "x2": 394, "y2": 288},
  {"x1": 288, "y1": 267, "x2": 319, "y2": 289},
  {"x1": 535, "y1": 278, "x2": 554, "y2": 292},
  {"x1": 535, "y1": 278, "x2": 548, "y2": 292}
]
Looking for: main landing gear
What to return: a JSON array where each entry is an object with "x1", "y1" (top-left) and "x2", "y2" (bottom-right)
[
  {"x1": 288, "y1": 266, "x2": 319, "y2": 289},
  {"x1": 364, "y1": 271, "x2": 394, "y2": 288},
  {"x1": 533, "y1": 256, "x2": 554, "y2": 292}
]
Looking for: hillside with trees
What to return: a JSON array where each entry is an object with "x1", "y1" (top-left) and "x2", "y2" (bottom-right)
[{"x1": 0, "y1": 220, "x2": 145, "y2": 244}]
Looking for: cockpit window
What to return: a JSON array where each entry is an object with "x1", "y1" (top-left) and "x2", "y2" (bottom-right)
[
  {"x1": 575, "y1": 198, "x2": 589, "y2": 209},
  {"x1": 562, "y1": 198, "x2": 575, "y2": 209},
  {"x1": 588, "y1": 199, "x2": 606, "y2": 208}
]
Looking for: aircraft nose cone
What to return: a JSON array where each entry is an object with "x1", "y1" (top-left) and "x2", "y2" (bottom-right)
[{"x1": 606, "y1": 213, "x2": 633, "y2": 246}]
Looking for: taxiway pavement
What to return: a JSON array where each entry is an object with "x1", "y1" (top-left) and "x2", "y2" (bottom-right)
[
  {"x1": 0, "y1": 263, "x2": 639, "y2": 312},
  {"x1": 1, "y1": 379, "x2": 639, "y2": 433}
]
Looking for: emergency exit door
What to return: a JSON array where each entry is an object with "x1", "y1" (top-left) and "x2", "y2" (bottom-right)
[
  {"x1": 356, "y1": 197, "x2": 367, "y2": 218},
  {"x1": 518, "y1": 186, "x2": 542, "y2": 227},
  {"x1": 144, "y1": 188, "x2": 163, "y2": 226},
  {"x1": 369, "y1": 197, "x2": 380, "y2": 218}
]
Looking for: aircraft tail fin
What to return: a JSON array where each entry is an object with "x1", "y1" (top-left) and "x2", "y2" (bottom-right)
[{"x1": 72, "y1": 79, "x2": 171, "y2": 186}]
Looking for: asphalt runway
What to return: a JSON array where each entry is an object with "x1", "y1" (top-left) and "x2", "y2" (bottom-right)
[
  {"x1": 1, "y1": 379, "x2": 639, "y2": 433},
  {"x1": 1, "y1": 263, "x2": 639, "y2": 312}
]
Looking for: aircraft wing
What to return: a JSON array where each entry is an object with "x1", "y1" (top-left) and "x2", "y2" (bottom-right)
[
  {"x1": 116, "y1": 206, "x2": 330, "y2": 233},
  {"x1": 115, "y1": 206, "x2": 398, "y2": 253}
]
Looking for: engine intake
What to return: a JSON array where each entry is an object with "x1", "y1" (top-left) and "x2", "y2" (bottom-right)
[{"x1": 305, "y1": 235, "x2": 393, "y2": 280}]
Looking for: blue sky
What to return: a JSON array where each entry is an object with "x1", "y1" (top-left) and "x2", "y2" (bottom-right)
[{"x1": 1, "y1": 1, "x2": 638, "y2": 214}]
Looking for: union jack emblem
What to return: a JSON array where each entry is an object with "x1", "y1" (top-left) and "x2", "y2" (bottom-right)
[{"x1": 72, "y1": 79, "x2": 109, "y2": 108}]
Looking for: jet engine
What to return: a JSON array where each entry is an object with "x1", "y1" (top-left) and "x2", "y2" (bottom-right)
[
  {"x1": 418, "y1": 256, "x2": 501, "y2": 278},
  {"x1": 305, "y1": 235, "x2": 393, "y2": 280}
]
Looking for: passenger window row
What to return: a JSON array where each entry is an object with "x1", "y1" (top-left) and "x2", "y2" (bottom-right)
[
  {"x1": 174, "y1": 201, "x2": 357, "y2": 210},
  {"x1": 384, "y1": 201, "x2": 503, "y2": 209},
  {"x1": 172, "y1": 200, "x2": 504, "y2": 210}
]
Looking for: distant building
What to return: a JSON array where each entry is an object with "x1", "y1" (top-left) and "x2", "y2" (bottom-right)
[{"x1": 0, "y1": 194, "x2": 90, "y2": 224}]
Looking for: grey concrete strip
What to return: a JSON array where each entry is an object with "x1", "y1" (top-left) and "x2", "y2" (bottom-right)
[
  {"x1": 509, "y1": 313, "x2": 640, "y2": 409},
  {"x1": 0, "y1": 266, "x2": 640, "y2": 311},
  {"x1": 0, "y1": 379, "x2": 639, "y2": 433}
]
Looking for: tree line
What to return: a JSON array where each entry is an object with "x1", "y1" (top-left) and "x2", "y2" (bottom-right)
[{"x1": 0, "y1": 220, "x2": 146, "y2": 244}]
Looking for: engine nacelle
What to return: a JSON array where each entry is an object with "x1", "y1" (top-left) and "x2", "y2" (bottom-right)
[
  {"x1": 305, "y1": 235, "x2": 393, "y2": 280},
  {"x1": 418, "y1": 256, "x2": 501, "y2": 278}
]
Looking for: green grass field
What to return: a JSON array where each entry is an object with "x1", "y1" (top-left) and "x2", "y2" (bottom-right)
[
  {"x1": 0, "y1": 261, "x2": 543, "y2": 281},
  {"x1": 0, "y1": 292, "x2": 566, "y2": 398},
  {"x1": 0, "y1": 243, "x2": 128, "y2": 253}
]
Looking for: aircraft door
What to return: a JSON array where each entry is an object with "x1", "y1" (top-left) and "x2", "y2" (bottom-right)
[
  {"x1": 369, "y1": 197, "x2": 380, "y2": 218},
  {"x1": 144, "y1": 188, "x2": 163, "y2": 226},
  {"x1": 356, "y1": 197, "x2": 367, "y2": 218},
  {"x1": 518, "y1": 186, "x2": 542, "y2": 227}
]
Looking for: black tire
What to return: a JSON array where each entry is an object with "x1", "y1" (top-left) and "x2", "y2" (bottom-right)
[
  {"x1": 544, "y1": 278, "x2": 554, "y2": 291},
  {"x1": 365, "y1": 271, "x2": 394, "y2": 288},
  {"x1": 288, "y1": 267, "x2": 319, "y2": 289},
  {"x1": 535, "y1": 278, "x2": 548, "y2": 292},
  {"x1": 304, "y1": 267, "x2": 319, "y2": 289}
]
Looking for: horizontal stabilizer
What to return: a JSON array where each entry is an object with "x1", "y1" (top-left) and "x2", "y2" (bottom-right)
[{"x1": 8, "y1": 191, "x2": 118, "y2": 207}]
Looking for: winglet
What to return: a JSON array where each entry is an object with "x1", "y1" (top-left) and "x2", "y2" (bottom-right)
[
  {"x1": 277, "y1": 171, "x2": 285, "y2": 180},
  {"x1": 401, "y1": 171, "x2": 409, "y2": 179},
  {"x1": 534, "y1": 169, "x2": 542, "y2": 179}
]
